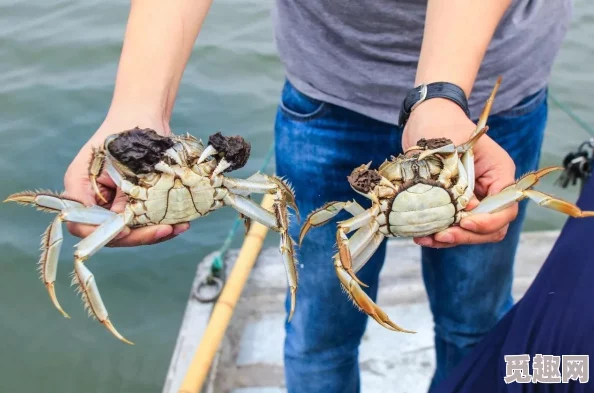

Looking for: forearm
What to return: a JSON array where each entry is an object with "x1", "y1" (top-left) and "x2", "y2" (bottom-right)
[
  {"x1": 415, "y1": 0, "x2": 512, "y2": 97},
  {"x1": 107, "y1": 0, "x2": 213, "y2": 127}
]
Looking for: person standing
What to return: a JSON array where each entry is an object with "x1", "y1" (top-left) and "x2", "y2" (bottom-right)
[{"x1": 63, "y1": 0, "x2": 572, "y2": 391}]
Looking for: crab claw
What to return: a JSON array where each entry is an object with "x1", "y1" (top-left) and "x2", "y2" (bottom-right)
[
  {"x1": 197, "y1": 145, "x2": 218, "y2": 164},
  {"x1": 164, "y1": 147, "x2": 184, "y2": 166},
  {"x1": 213, "y1": 159, "x2": 232, "y2": 176}
]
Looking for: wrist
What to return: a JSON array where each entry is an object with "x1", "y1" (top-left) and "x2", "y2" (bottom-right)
[
  {"x1": 101, "y1": 106, "x2": 171, "y2": 136},
  {"x1": 403, "y1": 98, "x2": 477, "y2": 150},
  {"x1": 398, "y1": 81, "x2": 469, "y2": 128}
]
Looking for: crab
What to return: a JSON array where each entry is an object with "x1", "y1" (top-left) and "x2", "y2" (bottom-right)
[
  {"x1": 299, "y1": 77, "x2": 594, "y2": 333},
  {"x1": 5, "y1": 128, "x2": 299, "y2": 344}
]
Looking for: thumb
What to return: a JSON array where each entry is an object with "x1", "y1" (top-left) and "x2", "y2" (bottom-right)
[{"x1": 64, "y1": 171, "x2": 99, "y2": 207}]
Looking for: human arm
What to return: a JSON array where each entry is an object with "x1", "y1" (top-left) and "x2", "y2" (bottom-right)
[
  {"x1": 402, "y1": 0, "x2": 518, "y2": 248},
  {"x1": 64, "y1": 0, "x2": 213, "y2": 246}
]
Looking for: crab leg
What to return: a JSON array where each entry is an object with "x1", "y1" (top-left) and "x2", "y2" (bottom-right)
[
  {"x1": 451, "y1": 160, "x2": 473, "y2": 212},
  {"x1": 41, "y1": 215, "x2": 69, "y2": 318},
  {"x1": 469, "y1": 167, "x2": 594, "y2": 218},
  {"x1": 223, "y1": 176, "x2": 277, "y2": 195},
  {"x1": 330, "y1": 221, "x2": 380, "y2": 287},
  {"x1": 72, "y1": 260, "x2": 133, "y2": 346},
  {"x1": 223, "y1": 191, "x2": 299, "y2": 321},
  {"x1": 222, "y1": 173, "x2": 299, "y2": 218},
  {"x1": 336, "y1": 208, "x2": 380, "y2": 287},
  {"x1": 11, "y1": 191, "x2": 135, "y2": 344},
  {"x1": 471, "y1": 75, "x2": 502, "y2": 138},
  {"x1": 457, "y1": 180, "x2": 475, "y2": 213},
  {"x1": 222, "y1": 193, "x2": 278, "y2": 228},
  {"x1": 105, "y1": 159, "x2": 148, "y2": 200},
  {"x1": 3, "y1": 192, "x2": 116, "y2": 318},
  {"x1": 352, "y1": 232, "x2": 385, "y2": 274},
  {"x1": 455, "y1": 126, "x2": 489, "y2": 154},
  {"x1": 89, "y1": 147, "x2": 107, "y2": 203},
  {"x1": 334, "y1": 232, "x2": 416, "y2": 333},
  {"x1": 299, "y1": 200, "x2": 365, "y2": 246},
  {"x1": 4, "y1": 190, "x2": 84, "y2": 212},
  {"x1": 347, "y1": 220, "x2": 380, "y2": 259},
  {"x1": 74, "y1": 209, "x2": 134, "y2": 258},
  {"x1": 461, "y1": 149, "x2": 475, "y2": 192},
  {"x1": 70, "y1": 208, "x2": 135, "y2": 345},
  {"x1": 417, "y1": 75, "x2": 500, "y2": 172},
  {"x1": 417, "y1": 126, "x2": 488, "y2": 164},
  {"x1": 335, "y1": 251, "x2": 415, "y2": 333}
]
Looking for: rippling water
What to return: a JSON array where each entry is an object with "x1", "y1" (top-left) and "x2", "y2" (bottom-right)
[{"x1": 0, "y1": 1, "x2": 592, "y2": 392}]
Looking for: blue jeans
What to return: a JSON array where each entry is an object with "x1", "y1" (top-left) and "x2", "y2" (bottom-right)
[{"x1": 274, "y1": 79, "x2": 548, "y2": 393}]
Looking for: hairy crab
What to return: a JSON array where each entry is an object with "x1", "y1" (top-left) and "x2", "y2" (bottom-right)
[
  {"x1": 299, "y1": 77, "x2": 594, "y2": 333},
  {"x1": 5, "y1": 128, "x2": 299, "y2": 344}
]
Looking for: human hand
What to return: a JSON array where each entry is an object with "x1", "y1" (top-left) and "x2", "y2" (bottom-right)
[
  {"x1": 63, "y1": 114, "x2": 190, "y2": 247},
  {"x1": 401, "y1": 98, "x2": 518, "y2": 248}
]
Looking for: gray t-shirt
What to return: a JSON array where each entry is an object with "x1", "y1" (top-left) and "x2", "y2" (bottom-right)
[{"x1": 272, "y1": 0, "x2": 572, "y2": 124}]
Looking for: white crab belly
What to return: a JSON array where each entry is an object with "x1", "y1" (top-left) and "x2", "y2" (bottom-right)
[
  {"x1": 381, "y1": 183, "x2": 456, "y2": 237},
  {"x1": 139, "y1": 175, "x2": 216, "y2": 225}
]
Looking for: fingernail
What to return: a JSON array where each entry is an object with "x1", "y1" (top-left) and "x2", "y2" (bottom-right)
[
  {"x1": 155, "y1": 227, "x2": 173, "y2": 241},
  {"x1": 174, "y1": 223, "x2": 190, "y2": 236},
  {"x1": 115, "y1": 227, "x2": 131, "y2": 240},
  {"x1": 460, "y1": 219, "x2": 477, "y2": 232},
  {"x1": 435, "y1": 232, "x2": 455, "y2": 243}
]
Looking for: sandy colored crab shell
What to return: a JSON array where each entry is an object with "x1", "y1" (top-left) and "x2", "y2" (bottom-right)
[
  {"x1": 379, "y1": 179, "x2": 457, "y2": 238},
  {"x1": 130, "y1": 173, "x2": 217, "y2": 227},
  {"x1": 105, "y1": 128, "x2": 254, "y2": 228}
]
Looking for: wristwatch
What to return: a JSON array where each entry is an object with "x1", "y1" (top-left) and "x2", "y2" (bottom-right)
[{"x1": 398, "y1": 82, "x2": 470, "y2": 128}]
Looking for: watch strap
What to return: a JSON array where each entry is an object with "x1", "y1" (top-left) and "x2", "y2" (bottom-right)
[{"x1": 398, "y1": 82, "x2": 470, "y2": 127}]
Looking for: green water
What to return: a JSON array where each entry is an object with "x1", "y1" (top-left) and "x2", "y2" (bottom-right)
[{"x1": 0, "y1": 1, "x2": 592, "y2": 392}]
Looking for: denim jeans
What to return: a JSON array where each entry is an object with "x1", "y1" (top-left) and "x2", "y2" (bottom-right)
[{"x1": 274, "y1": 79, "x2": 548, "y2": 393}]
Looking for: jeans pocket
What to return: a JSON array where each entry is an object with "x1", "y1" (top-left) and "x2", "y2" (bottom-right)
[
  {"x1": 279, "y1": 79, "x2": 327, "y2": 121},
  {"x1": 495, "y1": 87, "x2": 548, "y2": 118}
]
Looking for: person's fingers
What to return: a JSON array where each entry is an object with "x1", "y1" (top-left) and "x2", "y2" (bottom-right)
[
  {"x1": 66, "y1": 222, "x2": 131, "y2": 240},
  {"x1": 64, "y1": 154, "x2": 117, "y2": 237},
  {"x1": 173, "y1": 222, "x2": 191, "y2": 236},
  {"x1": 109, "y1": 189, "x2": 130, "y2": 214},
  {"x1": 465, "y1": 195, "x2": 480, "y2": 210},
  {"x1": 105, "y1": 225, "x2": 172, "y2": 247},
  {"x1": 106, "y1": 222, "x2": 190, "y2": 247},
  {"x1": 459, "y1": 204, "x2": 518, "y2": 235},
  {"x1": 414, "y1": 224, "x2": 509, "y2": 248}
]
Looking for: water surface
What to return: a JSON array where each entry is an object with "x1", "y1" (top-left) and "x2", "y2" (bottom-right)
[{"x1": 0, "y1": 1, "x2": 592, "y2": 392}]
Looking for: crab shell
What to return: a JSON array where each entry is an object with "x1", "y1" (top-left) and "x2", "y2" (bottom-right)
[{"x1": 359, "y1": 146, "x2": 471, "y2": 238}]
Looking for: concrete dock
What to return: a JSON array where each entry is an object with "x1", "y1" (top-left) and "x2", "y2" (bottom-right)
[{"x1": 163, "y1": 231, "x2": 559, "y2": 393}]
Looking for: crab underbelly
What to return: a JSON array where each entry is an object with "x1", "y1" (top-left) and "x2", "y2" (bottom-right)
[
  {"x1": 382, "y1": 183, "x2": 456, "y2": 238},
  {"x1": 137, "y1": 176, "x2": 216, "y2": 225}
]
